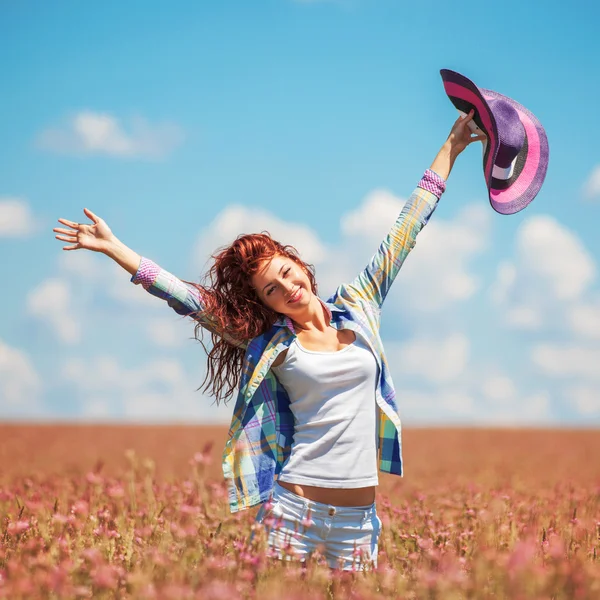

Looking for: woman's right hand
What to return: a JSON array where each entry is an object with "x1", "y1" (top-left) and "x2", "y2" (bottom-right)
[{"x1": 53, "y1": 208, "x2": 115, "y2": 253}]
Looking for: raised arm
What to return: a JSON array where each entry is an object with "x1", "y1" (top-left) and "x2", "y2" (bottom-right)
[
  {"x1": 340, "y1": 110, "x2": 485, "y2": 310},
  {"x1": 53, "y1": 208, "x2": 245, "y2": 348}
]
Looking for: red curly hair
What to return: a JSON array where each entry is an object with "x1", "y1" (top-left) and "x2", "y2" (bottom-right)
[{"x1": 189, "y1": 232, "x2": 318, "y2": 405}]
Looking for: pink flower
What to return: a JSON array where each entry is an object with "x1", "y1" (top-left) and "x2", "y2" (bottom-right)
[
  {"x1": 86, "y1": 472, "x2": 103, "y2": 485},
  {"x1": 507, "y1": 538, "x2": 537, "y2": 574},
  {"x1": 91, "y1": 564, "x2": 119, "y2": 590},
  {"x1": 546, "y1": 535, "x2": 565, "y2": 559},
  {"x1": 301, "y1": 508, "x2": 314, "y2": 528},
  {"x1": 107, "y1": 485, "x2": 125, "y2": 499},
  {"x1": 191, "y1": 441, "x2": 214, "y2": 466},
  {"x1": 179, "y1": 504, "x2": 200, "y2": 516},
  {"x1": 240, "y1": 551, "x2": 261, "y2": 566},
  {"x1": 81, "y1": 548, "x2": 103, "y2": 564},
  {"x1": 162, "y1": 583, "x2": 194, "y2": 599},
  {"x1": 417, "y1": 538, "x2": 433, "y2": 550},
  {"x1": 71, "y1": 500, "x2": 89, "y2": 516},
  {"x1": 7, "y1": 520, "x2": 30, "y2": 535}
]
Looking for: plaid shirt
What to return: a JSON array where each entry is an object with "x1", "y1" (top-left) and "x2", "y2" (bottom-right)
[{"x1": 132, "y1": 169, "x2": 445, "y2": 513}]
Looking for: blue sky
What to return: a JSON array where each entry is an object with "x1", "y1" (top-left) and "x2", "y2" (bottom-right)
[{"x1": 1, "y1": 0, "x2": 599, "y2": 425}]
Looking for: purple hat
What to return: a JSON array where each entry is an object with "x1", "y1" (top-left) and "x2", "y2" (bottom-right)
[{"x1": 440, "y1": 69, "x2": 549, "y2": 215}]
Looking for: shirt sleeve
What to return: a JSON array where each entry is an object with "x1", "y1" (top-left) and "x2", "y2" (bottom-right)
[
  {"x1": 131, "y1": 257, "x2": 247, "y2": 348},
  {"x1": 340, "y1": 169, "x2": 445, "y2": 310}
]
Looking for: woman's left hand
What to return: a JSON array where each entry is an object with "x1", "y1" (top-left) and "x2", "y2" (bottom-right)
[{"x1": 446, "y1": 109, "x2": 487, "y2": 156}]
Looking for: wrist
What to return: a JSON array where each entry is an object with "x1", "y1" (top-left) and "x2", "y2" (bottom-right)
[
  {"x1": 443, "y1": 138, "x2": 463, "y2": 161},
  {"x1": 102, "y1": 235, "x2": 122, "y2": 257},
  {"x1": 429, "y1": 142, "x2": 456, "y2": 181}
]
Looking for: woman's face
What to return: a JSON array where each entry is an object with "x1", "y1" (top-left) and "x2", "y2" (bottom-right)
[{"x1": 251, "y1": 254, "x2": 313, "y2": 316}]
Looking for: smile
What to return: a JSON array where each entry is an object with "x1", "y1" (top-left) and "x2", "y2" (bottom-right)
[{"x1": 288, "y1": 288, "x2": 303, "y2": 303}]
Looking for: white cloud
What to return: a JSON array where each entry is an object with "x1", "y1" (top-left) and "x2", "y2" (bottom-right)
[
  {"x1": 57, "y1": 250, "x2": 99, "y2": 278},
  {"x1": 517, "y1": 216, "x2": 595, "y2": 301},
  {"x1": 481, "y1": 374, "x2": 518, "y2": 403},
  {"x1": 398, "y1": 388, "x2": 475, "y2": 419},
  {"x1": 32, "y1": 248, "x2": 194, "y2": 353},
  {"x1": 565, "y1": 385, "x2": 600, "y2": 416},
  {"x1": 491, "y1": 216, "x2": 596, "y2": 330},
  {"x1": 531, "y1": 343, "x2": 600, "y2": 380},
  {"x1": 57, "y1": 251, "x2": 159, "y2": 308},
  {"x1": 583, "y1": 165, "x2": 600, "y2": 200},
  {"x1": 341, "y1": 189, "x2": 405, "y2": 238},
  {"x1": 490, "y1": 261, "x2": 516, "y2": 305},
  {"x1": 145, "y1": 317, "x2": 192, "y2": 348},
  {"x1": 37, "y1": 111, "x2": 184, "y2": 159},
  {"x1": 195, "y1": 204, "x2": 326, "y2": 269},
  {"x1": 505, "y1": 306, "x2": 542, "y2": 330},
  {"x1": 0, "y1": 339, "x2": 41, "y2": 411},
  {"x1": 26, "y1": 278, "x2": 81, "y2": 344},
  {"x1": 387, "y1": 333, "x2": 470, "y2": 384},
  {"x1": 0, "y1": 198, "x2": 37, "y2": 237},
  {"x1": 61, "y1": 355, "x2": 230, "y2": 422},
  {"x1": 567, "y1": 299, "x2": 600, "y2": 339},
  {"x1": 397, "y1": 384, "x2": 551, "y2": 425}
]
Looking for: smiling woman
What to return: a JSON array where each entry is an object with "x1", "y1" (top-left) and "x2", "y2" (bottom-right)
[{"x1": 53, "y1": 111, "x2": 485, "y2": 571}]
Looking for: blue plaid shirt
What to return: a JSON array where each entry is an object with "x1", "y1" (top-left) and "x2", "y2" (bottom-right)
[{"x1": 132, "y1": 170, "x2": 444, "y2": 513}]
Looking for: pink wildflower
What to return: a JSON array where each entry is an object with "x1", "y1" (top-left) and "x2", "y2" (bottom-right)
[
  {"x1": 107, "y1": 485, "x2": 125, "y2": 499},
  {"x1": 71, "y1": 500, "x2": 89, "y2": 517},
  {"x1": 178, "y1": 503, "x2": 200, "y2": 516},
  {"x1": 82, "y1": 548, "x2": 103, "y2": 563},
  {"x1": 85, "y1": 472, "x2": 103, "y2": 485},
  {"x1": 91, "y1": 564, "x2": 120, "y2": 590},
  {"x1": 301, "y1": 508, "x2": 314, "y2": 527},
  {"x1": 7, "y1": 520, "x2": 29, "y2": 536},
  {"x1": 507, "y1": 538, "x2": 537, "y2": 574},
  {"x1": 191, "y1": 441, "x2": 214, "y2": 466}
]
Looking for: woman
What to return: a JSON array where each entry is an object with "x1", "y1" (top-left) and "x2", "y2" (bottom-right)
[{"x1": 53, "y1": 110, "x2": 484, "y2": 571}]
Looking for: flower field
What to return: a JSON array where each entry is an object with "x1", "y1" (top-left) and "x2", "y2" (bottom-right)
[{"x1": 1, "y1": 425, "x2": 599, "y2": 599}]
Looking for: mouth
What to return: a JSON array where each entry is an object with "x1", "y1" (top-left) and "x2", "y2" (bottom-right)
[{"x1": 287, "y1": 288, "x2": 303, "y2": 303}]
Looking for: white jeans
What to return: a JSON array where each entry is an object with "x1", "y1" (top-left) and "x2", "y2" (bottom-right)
[{"x1": 253, "y1": 481, "x2": 382, "y2": 571}]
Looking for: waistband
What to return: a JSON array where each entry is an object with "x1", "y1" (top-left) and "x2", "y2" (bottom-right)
[{"x1": 272, "y1": 480, "x2": 376, "y2": 518}]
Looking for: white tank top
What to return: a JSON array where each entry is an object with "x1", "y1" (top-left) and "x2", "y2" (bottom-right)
[{"x1": 272, "y1": 331, "x2": 379, "y2": 488}]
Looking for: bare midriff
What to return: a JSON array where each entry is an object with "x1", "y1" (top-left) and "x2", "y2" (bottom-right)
[{"x1": 276, "y1": 480, "x2": 376, "y2": 506}]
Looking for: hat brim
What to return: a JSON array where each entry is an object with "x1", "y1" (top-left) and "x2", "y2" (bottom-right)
[{"x1": 440, "y1": 69, "x2": 549, "y2": 215}]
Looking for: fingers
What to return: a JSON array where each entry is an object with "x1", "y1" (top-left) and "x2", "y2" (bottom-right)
[
  {"x1": 62, "y1": 244, "x2": 80, "y2": 251},
  {"x1": 463, "y1": 108, "x2": 475, "y2": 123},
  {"x1": 55, "y1": 234, "x2": 78, "y2": 243},
  {"x1": 456, "y1": 109, "x2": 474, "y2": 125},
  {"x1": 83, "y1": 207, "x2": 99, "y2": 224},
  {"x1": 53, "y1": 227, "x2": 76, "y2": 235},
  {"x1": 57, "y1": 218, "x2": 80, "y2": 230}
]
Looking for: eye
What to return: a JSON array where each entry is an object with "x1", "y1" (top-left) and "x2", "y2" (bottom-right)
[{"x1": 265, "y1": 268, "x2": 291, "y2": 297}]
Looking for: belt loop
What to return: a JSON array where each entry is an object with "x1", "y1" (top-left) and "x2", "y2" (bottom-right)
[{"x1": 300, "y1": 501, "x2": 309, "y2": 525}]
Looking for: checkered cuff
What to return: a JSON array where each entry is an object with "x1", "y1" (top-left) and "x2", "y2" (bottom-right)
[
  {"x1": 131, "y1": 257, "x2": 161, "y2": 288},
  {"x1": 417, "y1": 169, "x2": 446, "y2": 198}
]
